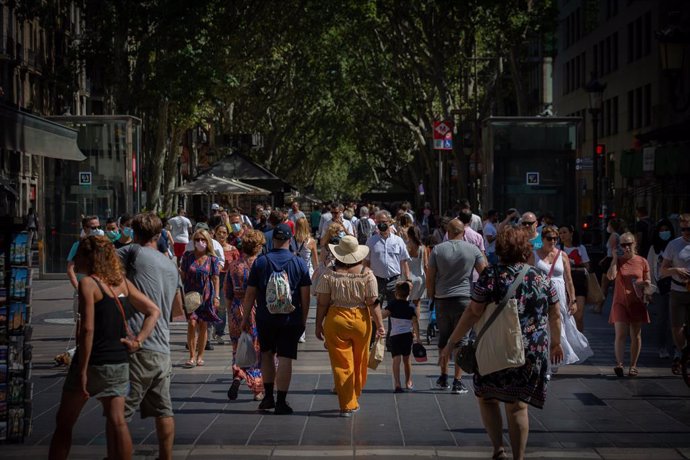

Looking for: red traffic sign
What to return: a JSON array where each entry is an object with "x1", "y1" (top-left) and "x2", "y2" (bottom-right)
[{"x1": 433, "y1": 120, "x2": 454, "y2": 150}]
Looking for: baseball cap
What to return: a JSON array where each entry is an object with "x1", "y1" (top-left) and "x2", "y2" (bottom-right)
[
  {"x1": 211, "y1": 203, "x2": 220, "y2": 211},
  {"x1": 412, "y1": 342, "x2": 428, "y2": 363},
  {"x1": 195, "y1": 222, "x2": 210, "y2": 231},
  {"x1": 273, "y1": 223, "x2": 293, "y2": 240}
]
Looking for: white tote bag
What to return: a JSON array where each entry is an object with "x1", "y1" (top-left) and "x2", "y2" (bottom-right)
[
  {"x1": 235, "y1": 332, "x2": 256, "y2": 368},
  {"x1": 474, "y1": 297, "x2": 525, "y2": 375}
]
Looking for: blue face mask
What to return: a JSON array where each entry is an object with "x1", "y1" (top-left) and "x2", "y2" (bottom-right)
[
  {"x1": 231, "y1": 223, "x2": 242, "y2": 233},
  {"x1": 338, "y1": 231, "x2": 346, "y2": 238},
  {"x1": 659, "y1": 230, "x2": 672, "y2": 241},
  {"x1": 123, "y1": 227, "x2": 134, "y2": 239},
  {"x1": 106, "y1": 230, "x2": 120, "y2": 242}
]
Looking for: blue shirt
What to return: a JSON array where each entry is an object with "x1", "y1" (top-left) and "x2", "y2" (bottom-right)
[
  {"x1": 365, "y1": 233, "x2": 410, "y2": 278},
  {"x1": 264, "y1": 229, "x2": 274, "y2": 251},
  {"x1": 530, "y1": 234, "x2": 543, "y2": 250},
  {"x1": 248, "y1": 248, "x2": 312, "y2": 324}
]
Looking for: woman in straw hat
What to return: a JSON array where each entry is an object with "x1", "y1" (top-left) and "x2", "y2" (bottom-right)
[{"x1": 315, "y1": 235, "x2": 386, "y2": 417}]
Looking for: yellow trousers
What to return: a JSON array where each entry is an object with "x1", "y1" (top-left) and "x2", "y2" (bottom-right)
[{"x1": 324, "y1": 306, "x2": 372, "y2": 411}]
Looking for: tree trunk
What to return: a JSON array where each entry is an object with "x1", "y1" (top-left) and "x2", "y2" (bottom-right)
[
  {"x1": 509, "y1": 46, "x2": 526, "y2": 116},
  {"x1": 146, "y1": 99, "x2": 169, "y2": 211},
  {"x1": 162, "y1": 125, "x2": 183, "y2": 215}
]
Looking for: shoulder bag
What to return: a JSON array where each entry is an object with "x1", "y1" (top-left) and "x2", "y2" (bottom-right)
[{"x1": 456, "y1": 264, "x2": 530, "y2": 375}]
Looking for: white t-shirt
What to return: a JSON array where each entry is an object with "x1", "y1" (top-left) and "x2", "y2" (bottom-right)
[
  {"x1": 169, "y1": 215, "x2": 192, "y2": 243},
  {"x1": 662, "y1": 237, "x2": 690, "y2": 292},
  {"x1": 470, "y1": 213, "x2": 482, "y2": 232},
  {"x1": 483, "y1": 221, "x2": 497, "y2": 253}
]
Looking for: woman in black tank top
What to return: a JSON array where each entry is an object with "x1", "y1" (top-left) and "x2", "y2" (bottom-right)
[{"x1": 49, "y1": 236, "x2": 160, "y2": 460}]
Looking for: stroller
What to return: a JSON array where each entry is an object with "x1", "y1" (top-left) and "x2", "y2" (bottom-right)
[{"x1": 424, "y1": 299, "x2": 438, "y2": 344}]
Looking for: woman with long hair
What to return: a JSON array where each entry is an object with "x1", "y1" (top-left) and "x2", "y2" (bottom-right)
[
  {"x1": 558, "y1": 225, "x2": 590, "y2": 332},
  {"x1": 212, "y1": 224, "x2": 240, "y2": 344},
  {"x1": 226, "y1": 230, "x2": 266, "y2": 401},
  {"x1": 533, "y1": 226, "x2": 593, "y2": 370},
  {"x1": 440, "y1": 226, "x2": 563, "y2": 460},
  {"x1": 607, "y1": 232, "x2": 652, "y2": 377},
  {"x1": 406, "y1": 225, "x2": 428, "y2": 338},
  {"x1": 49, "y1": 236, "x2": 160, "y2": 460},
  {"x1": 647, "y1": 219, "x2": 676, "y2": 359},
  {"x1": 180, "y1": 229, "x2": 221, "y2": 368},
  {"x1": 294, "y1": 217, "x2": 319, "y2": 277}
]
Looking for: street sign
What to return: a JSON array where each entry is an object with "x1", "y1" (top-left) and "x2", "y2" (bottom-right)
[
  {"x1": 433, "y1": 120, "x2": 454, "y2": 150},
  {"x1": 79, "y1": 171, "x2": 92, "y2": 186},
  {"x1": 526, "y1": 172, "x2": 540, "y2": 185}
]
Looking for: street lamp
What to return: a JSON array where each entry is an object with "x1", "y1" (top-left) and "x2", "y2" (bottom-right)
[
  {"x1": 585, "y1": 72, "x2": 606, "y2": 247},
  {"x1": 656, "y1": 25, "x2": 690, "y2": 112}
]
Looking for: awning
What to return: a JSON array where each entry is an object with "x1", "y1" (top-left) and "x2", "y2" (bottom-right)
[
  {"x1": 0, "y1": 105, "x2": 86, "y2": 161},
  {"x1": 172, "y1": 174, "x2": 271, "y2": 195}
]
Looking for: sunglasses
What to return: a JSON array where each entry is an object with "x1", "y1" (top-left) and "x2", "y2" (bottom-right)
[
  {"x1": 620, "y1": 242, "x2": 634, "y2": 248},
  {"x1": 521, "y1": 221, "x2": 536, "y2": 226},
  {"x1": 681, "y1": 227, "x2": 690, "y2": 232},
  {"x1": 544, "y1": 236, "x2": 559, "y2": 241},
  {"x1": 194, "y1": 238, "x2": 206, "y2": 242},
  {"x1": 88, "y1": 225, "x2": 101, "y2": 230}
]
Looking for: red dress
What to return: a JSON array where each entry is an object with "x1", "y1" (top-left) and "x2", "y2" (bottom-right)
[{"x1": 609, "y1": 255, "x2": 650, "y2": 324}]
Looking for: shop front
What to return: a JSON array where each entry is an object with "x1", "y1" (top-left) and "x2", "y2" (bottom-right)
[{"x1": 42, "y1": 115, "x2": 141, "y2": 276}]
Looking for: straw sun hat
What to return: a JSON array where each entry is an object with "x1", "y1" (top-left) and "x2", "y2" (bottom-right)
[{"x1": 328, "y1": 235, "x2": 369, "y2": 264}]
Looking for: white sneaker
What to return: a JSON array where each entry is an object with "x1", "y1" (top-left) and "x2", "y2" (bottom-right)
[{"x1": 298, "y1": 332, "x2": 306, "y2": 343}]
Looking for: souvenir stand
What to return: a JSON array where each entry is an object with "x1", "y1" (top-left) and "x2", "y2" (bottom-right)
[{"x1": 0, "y1": 216, "x2": 33, "y2": 442}]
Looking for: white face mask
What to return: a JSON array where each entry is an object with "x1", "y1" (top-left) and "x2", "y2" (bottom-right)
[
  {"x1": 90, "y1": 228, "x2": 105, "y2": 237},
  {"x1": 195, "y1": 241, "x2": 208, "y2": 252}
]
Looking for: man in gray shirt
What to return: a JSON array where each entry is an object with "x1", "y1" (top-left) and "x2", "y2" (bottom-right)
[
  {"x1": 427, "y1": 219, "x2": 487, "y2": 394},
  {"x1": 118, "y1": 212, "x2": 182, "y2": 460}
]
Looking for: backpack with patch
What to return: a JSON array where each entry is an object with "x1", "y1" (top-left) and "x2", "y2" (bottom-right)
[
  {"x1": 357, "y1": 218, "x2": 374, "y2": 244},
  {"x1": 265, "y1": 255, "x2": 296, "y2": 314}
]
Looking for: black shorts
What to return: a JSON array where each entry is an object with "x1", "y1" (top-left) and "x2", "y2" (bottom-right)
[
  {"x1": 572, "y1": 269, "x2": 588, "y2": 297},
  {"x1": 256, "y1": 319, "x2": 304, "y2": 360},
  {"x1": 389, "y1": 332, "x2": 413, "y2": 357}
]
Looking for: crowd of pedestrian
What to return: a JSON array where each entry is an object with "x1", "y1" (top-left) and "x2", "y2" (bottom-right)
[{"x1": 49, "y1": 200, "x2": 690, "y2": 460}]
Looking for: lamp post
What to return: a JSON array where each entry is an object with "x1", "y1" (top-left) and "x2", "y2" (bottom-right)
[
  {"x1": 657, "y1": 25, "x2": 690, "y2": 112},
  {"x1": 585, "y1": 73, "x2": 606, "y2": 247}
]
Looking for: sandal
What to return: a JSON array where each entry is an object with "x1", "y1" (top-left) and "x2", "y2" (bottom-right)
[
  {"x1": 628, "y1": 367, "x2": 639, "y2": 377},
  {"x1": 492, "y1": 448, "x2": 508, "y2": 460},
  {"x1": 196, "y1": 359, "x2": 205, "y2": 366},
  {"x1": 672, "y1": 357, "x2": 682, "y2": 375},
  {"x1": 183, "y1": 359, "x2": 196, "y2": 368},
  {"x1": 254, "y1": 392, "x2": 265, "y2": 401},
  {"x1": 613, "y1": 364, "x2": 624, "y2": 378}
]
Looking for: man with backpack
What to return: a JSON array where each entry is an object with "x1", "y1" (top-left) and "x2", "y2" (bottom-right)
[
  {"x1": 357, "y1": 206, "x2": 375, "y2": 244},
  {"x1": 241, "y1": 223, "x2": 311, "y2": 415}
]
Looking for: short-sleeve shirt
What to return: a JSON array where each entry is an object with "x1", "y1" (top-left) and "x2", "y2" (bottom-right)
[
  {"x1": 428, "y1": 239, "x2": 484, "y2": 298},
  {"x1": 169, "y1": 215, "x2": 192, "y2": 243},
  {"x1": 385, "y1": 299, "x2": 416, "y2": 336},
  {"x1": 563, "y1": 245, "x2": 590, "y2": 267},
  {"x1": 248, "y1": 249, "x2": 312, "y2": 325},
  {"x1": 662, "y1": 237, "x2": 690, "y2": 292},
  {"x1": 118, "y1": 245, "x2": 181, "y2": 354},
  {"x1": 483, "y1": 222, "x2": 497, "y2": 253},
  {"x1": 67, "y1": 240, "x2": 80, "y2": 262},
  {"x1": 365, "y1": 233, "x2": 411, "y2": 279}
]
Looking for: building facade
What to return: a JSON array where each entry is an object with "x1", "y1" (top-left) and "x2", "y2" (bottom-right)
[{"x1": 554, "y1": 0, "x2": 690, "y2": 222}]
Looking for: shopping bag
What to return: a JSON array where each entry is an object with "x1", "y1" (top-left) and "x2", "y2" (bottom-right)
[
  {"x1": 474, "y1": 298, "x2": 525, "y2": 375},
  {"x1": 586, "y1": 272, "x2": 604, "y2": 305},
  {"x1": 368, "y1": 336, "x2": 385, "y2": 370},
  {"x1": 235, "y1": 332, "x2": 256, "y2": 368}
]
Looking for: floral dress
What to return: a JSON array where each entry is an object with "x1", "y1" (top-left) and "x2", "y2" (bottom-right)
[
  {"x1": 180, "y1": 252, "x2": 221, "y2": 323},
  {"x1": 471, "y1": 263, "x2": 559, "y2": 409},
  {"x1": 226, "y1": 256, "x2": 263, "y2": 395}
]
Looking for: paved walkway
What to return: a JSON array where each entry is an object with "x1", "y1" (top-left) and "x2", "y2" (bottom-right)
[{"x1": 4, "y1": 280, "x2": 690, "y2": 459}]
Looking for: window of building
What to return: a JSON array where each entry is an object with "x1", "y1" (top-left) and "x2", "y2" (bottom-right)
[
  {"x1": 635, "y1": 86, "x2": 643, "y2": 128},
  {"x1": 627, "y1": 90, "x2": 634, "y2": 130},
  {"x1": 644, "y1": 11, "x2": 651, "y2": 56},
  {"x1": 612, "y1": 96, "x2": 618, "y2": 134},
  {"x1": 593, "y1": 43, "x2": 598, "y2": 77},
  {"x1": 612, "y1": 32, "x2": 618, "y2": 71},
  {"x1": 644, "y1": 83, "x2": 651, "y2": 127}
]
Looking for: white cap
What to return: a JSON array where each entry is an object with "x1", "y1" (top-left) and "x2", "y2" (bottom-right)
[{"x1": 211, "y1": 203, "x2": 220, "y2": 211}]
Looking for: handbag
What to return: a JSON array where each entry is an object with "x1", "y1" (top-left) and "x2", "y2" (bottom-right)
[
  {"x1": 456, "y1": 265, "x2": 529, "y2": 375},
  {"x1": 586, "y1": 272, "x2": 604, "y2": 305},
  {"x1": 368, "y1": 335, "x2": 386, "y2": 370},
  {"x1": 183, "y1": 291, "x2": 202, "y2": 315},
  {"x1": 235, "y1": 331, "x2": 257, "y2": 368}
]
